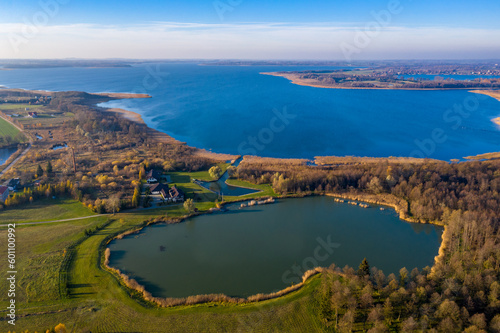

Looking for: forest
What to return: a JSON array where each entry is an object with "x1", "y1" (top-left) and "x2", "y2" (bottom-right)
[{"x1": 235, "y1": 157, "x2": 500, "y2": 331}]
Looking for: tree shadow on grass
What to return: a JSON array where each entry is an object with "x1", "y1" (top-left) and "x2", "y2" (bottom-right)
[{"x1": 170, "y1": 174, "x2": 191, "y2": 183}]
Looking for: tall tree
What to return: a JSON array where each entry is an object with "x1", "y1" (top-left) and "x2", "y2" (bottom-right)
[
  {"x1": 131, "y1": 187, "x2": 140, "y2": 208},
  {"x1": 209, "y1": 166, "x2": 222, "y2": 180},
  {"x1": 36, "y1": 164, "x2": 43, "y2": 178},
  {"x1": 46, "y1": 160, "x2": 53, "y2": 174},
  {"x1": 358, "y1": 258, "x2": 370, "y2": 277},
  {"x1": 106, "y1": 194, "x2": 121, "y2": 214},
  {"x1": 183, "y1": 198, "x2": 195, "y2": 213}
]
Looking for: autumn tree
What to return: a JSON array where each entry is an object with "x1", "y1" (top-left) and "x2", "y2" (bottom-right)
[
  {"x1": 132, "y1": 187, "x2": 140, "y2": 207},
  {"x1": 226, "y1": 165, "x2": 237, "y2": 177},
  {"x1": 139, "y1": 166, "x2": 145, "y2": 180},
  {"x1": 106, "y1": 194, "x2": 121, "y2": 214},
  {"x1": 183, "y1": 198, "x2": 195, "y2": 213},
  {"x1": 54, "y1": 323, "x2": 67, "y2": 333},
  {"x1": 209, "y1": 166, "x2": 222, "y2": 180},
  {"x1": 338, "y1": 310, "x2": 355, "y2": 333},
  {"x1": 401, "y1": 317, "x2": 418, "y2": 333}
]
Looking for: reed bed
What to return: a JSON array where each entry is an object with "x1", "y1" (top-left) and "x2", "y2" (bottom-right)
[
  {"x1": 242, "y1": 156, "x2": 310, "y2": 166},
  {"x1": 314, "y1": 155, "x2": 439, "y2": 166}
]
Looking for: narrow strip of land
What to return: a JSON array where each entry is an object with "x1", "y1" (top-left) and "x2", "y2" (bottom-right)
[{"x1": 262, "y1": 71, "x2": 500, "y2": 90}]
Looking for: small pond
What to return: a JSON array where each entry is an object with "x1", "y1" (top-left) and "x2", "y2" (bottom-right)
[{"x1": 108, "y1": 196, "x2": 443, "y2": 298}]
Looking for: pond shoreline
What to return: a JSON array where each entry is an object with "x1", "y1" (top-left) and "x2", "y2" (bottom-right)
[{"x1": 103, "y1": 192, "x2": 445, "y2": 308}]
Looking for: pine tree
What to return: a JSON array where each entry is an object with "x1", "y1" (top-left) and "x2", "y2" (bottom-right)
[
  {"x1": 46, "y1": 160, "x2": 53, "y2": 174},
  {"x1": 358, "y1": 258, "x2": 370, "y2": 277},
  {"x1": 36, "y1": 164, "x2": 44, "y2": 178}
]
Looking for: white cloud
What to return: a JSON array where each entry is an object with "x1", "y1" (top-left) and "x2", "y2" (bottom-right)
[{"x1": 0, "y1": 22, "x2": 499, "y2": 60}]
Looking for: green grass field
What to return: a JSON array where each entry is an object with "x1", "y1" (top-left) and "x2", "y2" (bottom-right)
[
  {"x1": 169, "y1": 172, "x2": 219, "y2": 202},
  {"x1": 0, "y1": 198, "x2": 326, "y2": 332},
  {"x1": 0, "y1": 116, "x2": 21, "y2": 139},
  {"x1": 179, "y1": 162, "x2": 230, "y2": 182},
  {"x1": 0, "y1": 103, "x2": 43, "y2": 111},
  {"x1": 0, "y1": 198, "x2": 96, "y2": 224},
  {"x1": 225, "y1": 178, "x2": 277, "y2": 200}
]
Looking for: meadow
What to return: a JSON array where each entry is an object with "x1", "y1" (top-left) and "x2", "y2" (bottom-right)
[
  {"x1": 0, "y1": 199, "x2": 326, "y2": 332},
  {"x1": 0, "y1": 117, "x2": 21, "y2": 141}
]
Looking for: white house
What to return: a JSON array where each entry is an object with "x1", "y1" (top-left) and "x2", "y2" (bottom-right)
[{"x1": 146, "y1": 170, "x2": 162, "y2": 184}]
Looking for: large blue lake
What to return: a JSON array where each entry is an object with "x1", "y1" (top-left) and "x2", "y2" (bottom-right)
[{"x1": 1, "y1": 63, "x2": 499, "y2": 160}]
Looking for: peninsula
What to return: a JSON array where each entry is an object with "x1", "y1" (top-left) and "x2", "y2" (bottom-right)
[
  {"x1": 471, "y1": 90, "x2": 500, "y2": 126},
  {"x1": 262, "y1": 63, "x2": 500, "y2": 90}
]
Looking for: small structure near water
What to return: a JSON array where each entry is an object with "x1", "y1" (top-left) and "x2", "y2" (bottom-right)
[
  {"x1": 240, "y1": 197, "x2": 275, "y2": 208},
  {"x1": 334, "y1": 197, "x2": 369, "y2": 208}
]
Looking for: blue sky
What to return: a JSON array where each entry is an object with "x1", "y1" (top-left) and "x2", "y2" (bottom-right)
[
  {"x1": 0, "y1": 0, "x2": 499, "y2": 59},
  {"x1": 2, "y1": 0, "x2": 500, "y2": 28}
]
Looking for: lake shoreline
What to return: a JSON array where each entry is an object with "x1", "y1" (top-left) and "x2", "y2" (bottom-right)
[
  {"x1": 262, "y1": 72, "x2": 500, "y2": 91},
  {"x1": 470, "y1": 90, "x2": 500, "y2": 127},
  {"x1": 90, "y1": 92, "x2": 240, "y2": 162}
]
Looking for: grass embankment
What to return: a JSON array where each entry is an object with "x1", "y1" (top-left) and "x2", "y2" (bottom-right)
[
  {"x1": 225, "y1": 178, "x2": 277, "y2": 200},
  {"x1": 0, "y1": 200, "x2": 325, "y2": 332}
]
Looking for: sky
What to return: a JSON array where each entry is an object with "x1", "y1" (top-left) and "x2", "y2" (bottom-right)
[{"x1": 0, "y1": 0, "x2": 499, "y2": 60}]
